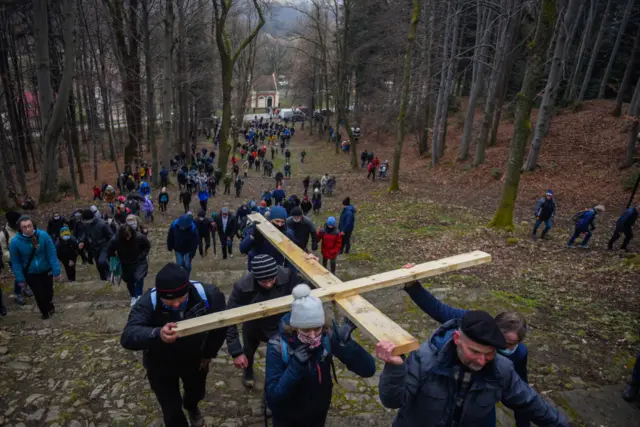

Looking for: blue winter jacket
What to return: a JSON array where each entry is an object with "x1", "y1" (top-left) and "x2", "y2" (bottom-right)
[
  {"x1": 617, "y1": 207, "x2": 638, "y2": 229},
  {"x1": 265, "y1": 314, "x2": 376, "y2": 423},
  {"x1": 139, "y1": 182, "x2": 150, "y2": 197},
  {"x1": 575, "y1": 209, "x2": 597, "y2": 231},
  {"x1": 262, "y1": 191, "x2": 272, "y2": 202},
  {"x1": 240, "y1": 224, "x2": 295, "y2": 271},
  {"x1": 167, "y1": 219, "x2": 199, "y2": 255},
  {"x1": 405, "y1": 282, "x2": 530, "y2": 427},
  {"x1": 379, "y1": 319, "x2": 567, "y2": 427},
  {"x1": 198, "y1": 190, "x2": 209, "y2": 202},
  {"x1": 339, "y1": 205, "x2": 356, "y2": 233},
  {"x1": 10, "y1": 230, "x2": 61, "y2": 283},
  {"x1": 272, "y1": 188, "x2": 286, "y2": 204}
]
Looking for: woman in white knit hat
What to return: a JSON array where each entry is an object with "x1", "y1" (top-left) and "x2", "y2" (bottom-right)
[{"x1": 265, "y1": 284, "x2": 376, "y2": 426}]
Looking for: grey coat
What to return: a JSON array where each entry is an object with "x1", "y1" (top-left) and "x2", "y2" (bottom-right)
[{"x1": 379, "y1": 320, "x2": 568, "y2": 427}]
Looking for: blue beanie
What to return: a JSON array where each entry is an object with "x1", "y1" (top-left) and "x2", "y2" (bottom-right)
[
  {"x1": 545, "y1": 190, "x2": 553, "y2": 196},
  {"x1": 327, "y1": 216, "x2": 336, "y2": 227},
  {"x1": 269, "y1": 206, "x2": 287, "y2": 221}
]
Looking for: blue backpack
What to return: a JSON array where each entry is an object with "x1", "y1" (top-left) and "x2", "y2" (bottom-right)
[{"x1": 150, "y1": 281, "x2": 209, "y2": 310}]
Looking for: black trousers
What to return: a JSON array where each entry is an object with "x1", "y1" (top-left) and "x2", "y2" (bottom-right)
[
  {"x1": 148, "y1": 366, "x2": 208, "y2": 427},
  {"x1": 160, "y1": 202, "x2": 167, "y2": 213},
  {"x1": 25, "y1": 271, "x2": 54, "y2": 316},
  {"x1": 221, "y1": 236, "x2": 233, "y2": 259},
  {"x1": 92, "y1": 248, "x2": 109, "y2": 280},
  {"x1": 183, "y1": 202, "x2": 190, "y2": 213},
  {"x1": 340, "y1": 231, "x2": 352, "y2": 254},
  {"x1": 62, "y1": 261, "x2": 77, "y2": 281},
  {"x1": 322, "y1": 257, "x2": 336, "y2": 274},
  {"x1": 198, "y1": 234, "x2": 211, "y2": 257},
  {"x1": 609, "y1": 225, "x2": 633, "y2": 249},
  {"x1": 224, "y1": 184, "x2": 231, "y2": 195},
  {"x1": 242, "y1": 322, "x2": 269, "y2": 369},
  {"x1": 272, "y1": 414, "x2": 327, "y2": 427}
]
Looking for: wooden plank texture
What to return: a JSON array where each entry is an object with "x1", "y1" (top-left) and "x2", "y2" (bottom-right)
[
  {"x1": 247, "y1": 213, "x2": 418, "y2": 355},
  {"x1": 174, "y1": 251, "x2": 490, "y2": 338}
]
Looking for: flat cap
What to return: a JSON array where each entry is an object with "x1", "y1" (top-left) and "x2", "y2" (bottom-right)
[{"x1": 461, "y1": 310, "x2": 507, "y2": 350}]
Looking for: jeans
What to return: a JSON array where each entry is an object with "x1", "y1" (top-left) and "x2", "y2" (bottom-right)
[
  {"x1": 533, "y1": 218, "x2": 552, "y2": 236},
  {"x1": 148, "y1": 366, "x2": 208, "y2": 427},
  {"x1": 175, "y1": 252, "x2": 192, "y2": 274},
  {"x1": 568, "y1": 228, "x2": 592, "y2": 247}
]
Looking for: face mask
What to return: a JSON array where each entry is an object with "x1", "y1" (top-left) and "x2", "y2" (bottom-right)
[
  {"x1": 127, "y1": 221, "x2": 137, "y2": 229},
  {"x1": 297, "y1": 331, "x2": 322, "y2": 348},
  {"x1": 83, "y1": 219, "x2": 93, "y2": 225},
  {"x1": 53, "y1": 215, "x2": 60, "y2": 220},
  {"x1": 22, "y1": 230, "x2": 35, "y2": 237},
  {"x1": 293, "y1": 217, "x2": 301, "y2": 223},
  {"x1": 498, "y1": 344, "x2": 519, "y2": 356},
  {"x1": 62, "y1": 235, "x2": 71, "y2": 241}
]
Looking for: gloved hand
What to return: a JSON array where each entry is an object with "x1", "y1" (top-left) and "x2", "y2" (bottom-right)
[
  {"x1": 333, "y1": 317, "x2": 357, "y2": 345},
  {"x1": 292, "y1": 345, "x2": 311, "y2": 365}
]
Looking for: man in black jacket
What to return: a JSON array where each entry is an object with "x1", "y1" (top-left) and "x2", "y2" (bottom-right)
[
  {"x1": 214, "y1": 207, "x2": 236, "y2": 259},
  {"x1": 78, "y1": 209, "x2": 114, "y2": 280},
  {"x1": 121, "y1": 263, "x2": 227, "y2": 427},
  {"x1": 286, "y1": 206, "x2": 318, "y2": 252},
  {"x1": 226, "y1": 254, "x2": 304, "y2": 389}
]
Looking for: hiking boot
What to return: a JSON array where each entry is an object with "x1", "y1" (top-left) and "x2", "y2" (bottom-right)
[
  {"x1": 23, "y1": 286, "x2": 33, "y2": 297},
  {"x1": 580, "y1": 245, "x2": 590, "y2": 250},
  {"x1": 49, "y1": 304, "x2": 55, "y2": 316},
  {"x1": 242, "y1": 367, "x2": 255, "y2": 389},
  {"x1": 623, "y1": 383, "x2": 639, "y2": 402},
  {"x1": 14, "y1": 294, "x2": 25, "y2": 306},
  {"x1": 567, "y1": 244, "x2": 575, "y2": 249},
  {"x1": 41, "y1": 313, "x2": 49, "y2": 320},
  {"x1": 187, "y1": 407, "x2": 205, "y2": 427},
  {"x1": 0, "y1": 304, "x2": 7, "y2": 316},
  {"x1": 531, "y1": 233, "x2": 537, "y2": 241}
]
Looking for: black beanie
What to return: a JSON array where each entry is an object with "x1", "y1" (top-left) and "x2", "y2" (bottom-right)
[
  {"x1": 82, "y1": 209, "x2": 94, "y2": 220},
  {"x1": 343, "y1": 197, "x2": 351, "y2": 206},
  {"x1": 155, "y1": 263, "x2": 190, "y2": 299},
  {"x1": 5, "y1": 211, "x2": 22, "y2": 230},
  {"x1": 291, "y1": 206, "x2": 303, "y2": 217}
]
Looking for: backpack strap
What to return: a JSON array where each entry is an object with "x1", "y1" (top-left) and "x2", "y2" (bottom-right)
[
  {"x1": 150, "y1": 281, "x2": 209, "y2": 311},
  {"x1": 281, "y1": 337, "x2": 289, "y2": 364}
]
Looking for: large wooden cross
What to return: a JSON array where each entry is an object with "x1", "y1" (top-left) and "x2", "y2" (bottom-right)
[{"x1": 174, "y1": 213, "x2": 491, "y2": 355}]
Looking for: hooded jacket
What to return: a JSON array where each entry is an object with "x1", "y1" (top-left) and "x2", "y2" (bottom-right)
[
  {"x1": 167, "y1": 217, "x2": 199, "y2": 255},
  {"x1": 10, "y1": 230, "x2": 61, "y2": 282},
  {"x1": 107, "y1": 231, "x2": 151, "y2": 267},
  {"x1": 120, "y1": 282, "x2": 227, "y2": 373},
  {"x1": 56, "y1": 236, "x2": 79, "y2": 261},
  {"x1": 240, "y1": 224, "x2": 295, "y2": 270},
  {"x1": 616, "y1": 207, "x2": 638, "y2": 229},
  {"x1": 47, "y1": 216, "x2": 68, "y2": 242},
  {"x1": 339, "y1": 205, "x2": 356, "y2": 233},
  {"x1": 379, "y1": 320, "x2": 567, "y2": 427},
  {"x1": 317, "y1": 225, "x2": 342, "y2": 260},
  {"x1": 265, "y1": 313, "x2": 376, "y2": 423},
  {"x1": 225, "y1": 267, "x2": 303, "y2": 358},
  {"x1": 286, "y1": 216, "x2": 318, "y2": 251},
  {"x1": 534, "y1": 197, "x2": 556, "y2": 220}
]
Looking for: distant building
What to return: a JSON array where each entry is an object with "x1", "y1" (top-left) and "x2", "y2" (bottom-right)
[{"x1": 247, "y1": 73, "x2": 279, "y2": 109}]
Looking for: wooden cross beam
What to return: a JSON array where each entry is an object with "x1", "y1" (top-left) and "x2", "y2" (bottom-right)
[{"x1": 174, "y1": 213, "x2": 491, "y2": 355}]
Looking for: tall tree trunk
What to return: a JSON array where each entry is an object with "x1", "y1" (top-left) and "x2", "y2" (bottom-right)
[
  {"x1": 389, "y1": 0, "x2": 420, "y2": 192},
  {"x1": 460, "y1": 6, "x2": 493, "y2": 161},
  {"x1": 143, "y1": 0, "x2": 158, "y2": 186},
  {"x1": 76, "y1": 81, "x2": 89, "y2": 153},
  {"x1": 524, "y1": 0, "x2": 580, "y2": 171},
  {"x1": 613, "y1": 25, "x2": 640, "y2": 117},
  {"x1": 67, "y1": 88, "x2": 85, "y2": 183},
  {"x1": 63, "y1": 123, "x2": 80, "y2": 199},
  {"x1": 431, "y1": 0, "x2": 453, "y2": 166},
  {"x1": 599, "y1": 0, "x2": 634, "y2": 98},
  {"x1": 491, "y1": 0, "x2": 556, "y2": 229},
  {"x1": 437, "y1": 12, "x2": 461, "y2": 159},
  {"x1": 36, "y1": 0, "x2": 77, "y2": 202},
  {"x1": 0, "y1": 126, "x2": 17, "y2": 210},
  {"x1": 623, "y1": 76, "x2": 640, "y2": 167},
  {"x1": 577, "y1": 0, "x2": 613, "y2": 102},
  {"x1": 564, "y1": 0, "x2": 595, "y2": 104},
  {"x1": 162, "y1": 0, "x2": 174, "y2": 172}
]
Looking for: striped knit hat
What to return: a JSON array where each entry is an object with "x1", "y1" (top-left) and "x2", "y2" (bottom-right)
[{"x1": 252, "y1": 254, "x2": 279, "y2": 280}]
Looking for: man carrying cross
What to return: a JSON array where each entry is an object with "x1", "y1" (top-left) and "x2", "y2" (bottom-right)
[{"x1": 226, "y1": 254, "x2": 306, "y2": 389}]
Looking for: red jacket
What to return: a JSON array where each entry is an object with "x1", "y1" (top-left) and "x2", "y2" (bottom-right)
[
  {"x1": 372, "y1": 158, "x2": 380, "y2": 168},
  {"x1": 317, "y1": 226, "x2": 342, "y2": 260},
  {"x1": 231, "y1": 156, "x2": 238, "y2": 165}
]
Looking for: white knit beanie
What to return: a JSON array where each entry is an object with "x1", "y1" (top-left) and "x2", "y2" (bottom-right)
[{"x1": 290, "y1": 284, "x2": 325, "y2": 329}]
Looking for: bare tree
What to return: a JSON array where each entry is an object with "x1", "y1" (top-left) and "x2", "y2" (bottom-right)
[
  {"x1": 491, "y1": 0, "x2": 556, "y2": 228},
  {"x1": 162, "y1": 0, "x2": 174, "y2": 172},
  {"x1": 599, "y1": 0, "x2": 634, "y2": 98},
  {"x1": 577, "y1": 0, "x2": 613, "y2": 102},
  {"x1": 613, "y1": 25, "x2": 640, "y2": 117}
]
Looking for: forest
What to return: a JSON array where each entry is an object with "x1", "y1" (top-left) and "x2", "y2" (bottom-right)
[{"x1": 0, "y1": 0, "x2": 639, "y2": 227}]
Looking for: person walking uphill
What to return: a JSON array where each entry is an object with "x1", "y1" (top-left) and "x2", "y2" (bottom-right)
[
  {"x1": 339, "y1": 197, "x2": 356, "y2": 254},
  {"x1": 317, "y1": 217, "x2": 342, "y2": 274},
  {"x1": 265, "y1": 284, "x2": 376, "y2": 427},
  {"x1": 121, "y1": 263, "x2": 227, "y2": 427},
  {"x1": 568, "y1": 205, "x2": 605, "y2": 249},
  {"x1": 10, "y1": 216, "x2": 61, "y2": 319},
  {"x1": 214, "y1": 207, "x2": 236, "y2": 260},
  {"x1": 227, "y1": 254, "x2": 306, "y2": 389},
  {"x1": 532, "y1": 190, "x2": 556, "y2": 240},
  {"x1": 404, "y1": 280, "x2": 532, "y2": 427},
  {"x1": 376, "y1": 310, "x2": 568, "y2": 427},
  {"x1": 286, "y1": 207, "x2": 318, "y2": 253},
  {"x1": 240, "y1": 206, "x2": 295, "y2": 270},
  {"x1": 167, "y1": 215, "x2": 199, "y2": 275},
  {"x1": 56, "y1": 226, "x2": 79, "y2": 284},
  {"x1": 108, "y1": 224, "x2": 151, "y2": 307},
  {"x1": 608, "y1": 205, "x2": 639, "y2": 251},
  {"x1": 78, "y1": 209, "x2": 114, "y2": 281}
]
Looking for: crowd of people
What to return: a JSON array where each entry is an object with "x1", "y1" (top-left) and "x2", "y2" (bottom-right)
[{"x1": 0, "y1": 117, "x2": 638, "y2": 427}]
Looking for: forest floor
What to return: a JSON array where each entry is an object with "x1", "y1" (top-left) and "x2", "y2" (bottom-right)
[{"x1": 1, "y1": 100, "x2": 639, "y2": 426}]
